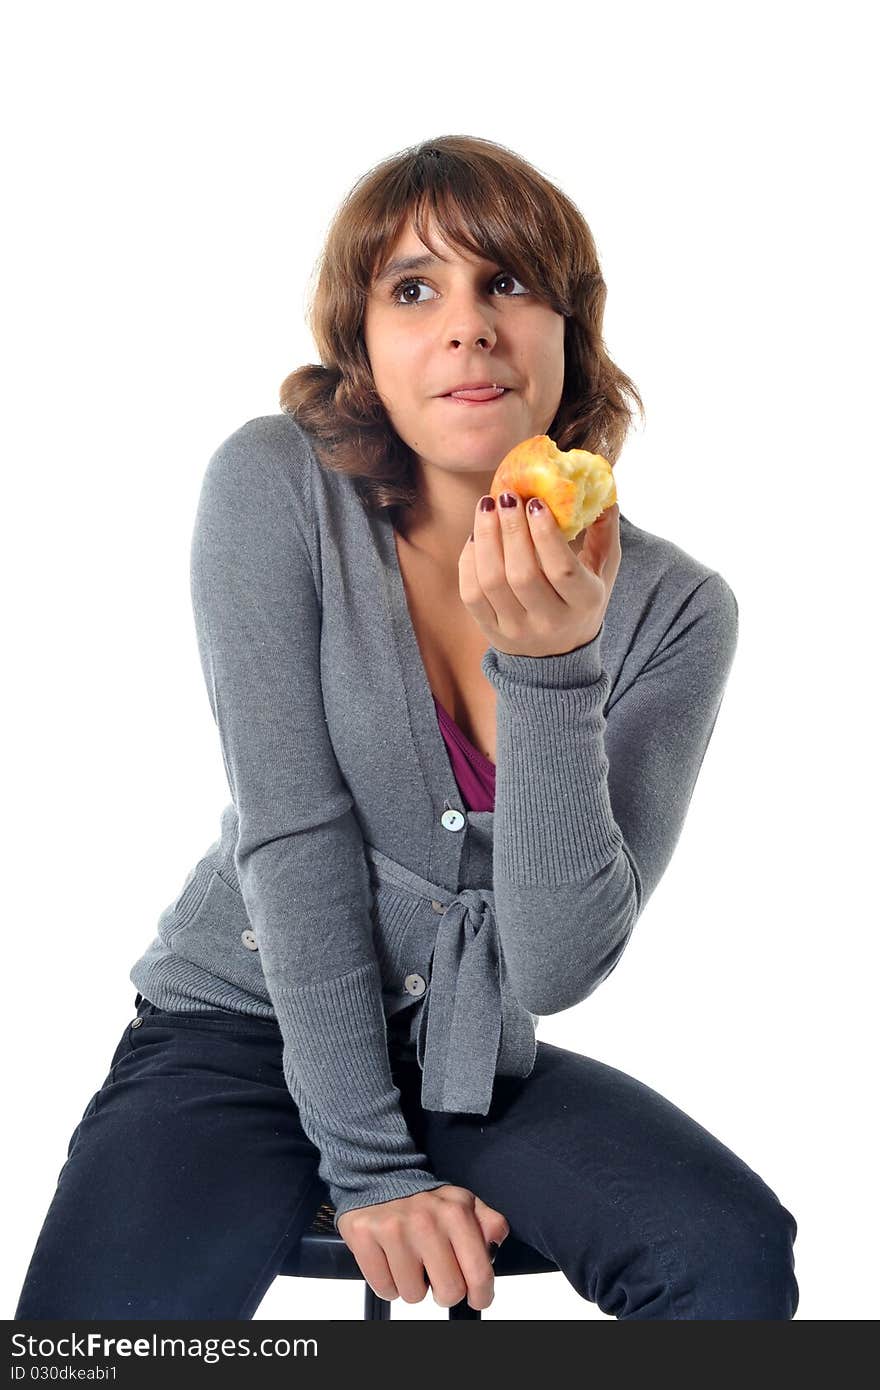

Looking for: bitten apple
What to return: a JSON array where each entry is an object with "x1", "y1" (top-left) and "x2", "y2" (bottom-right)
[{"x1": 489, "y1": 435, "x2": 617, "y2": 542}]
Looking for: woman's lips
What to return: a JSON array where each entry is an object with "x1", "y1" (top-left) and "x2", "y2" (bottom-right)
[{"x1": 443, "y1": 387, "x2": 509, "y2": 404}]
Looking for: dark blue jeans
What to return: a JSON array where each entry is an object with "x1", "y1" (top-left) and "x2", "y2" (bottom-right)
[{"x1": 15, "y1": 993, "x2": 798, "y2": 1320}]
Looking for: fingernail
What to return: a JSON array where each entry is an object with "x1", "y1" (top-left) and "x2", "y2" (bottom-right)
[
  {"x1": 499, "y1": 492, "x2": 517, "y2": 508},
  {"x1": 527, "y1": 497, "x2": 544, "y2": 516},
  {"x1": 488, "y1": 1241, "x2": 499, "y2": 1262},
  {"x1": 479, "y1": 496, "x2": 495, "y2": 512}
]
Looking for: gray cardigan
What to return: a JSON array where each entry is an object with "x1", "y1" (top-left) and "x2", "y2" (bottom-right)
[{"x1": 130, "y1": 413, "x2": 739, "y2": 1230}]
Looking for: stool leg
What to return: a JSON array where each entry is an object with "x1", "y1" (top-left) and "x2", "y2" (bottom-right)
[
  {"x1": 449, "y1": 1297, "x2": 481, "y2": 1320},
  {"x1": 364, "y1": 1283, "x2": 392, "y2": 1320}
]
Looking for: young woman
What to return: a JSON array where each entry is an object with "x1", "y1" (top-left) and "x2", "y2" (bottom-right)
[{"x1": 15, "y1": 135, "x2": 798, "y2": 1320}]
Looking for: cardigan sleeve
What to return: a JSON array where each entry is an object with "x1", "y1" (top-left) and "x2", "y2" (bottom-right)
[
  {"x1": 189, "y1": 426, "x2": 446, "y2": 1229},
  {"x1": 480, "y1": 572, "x2": 739, "y2": 1015}
]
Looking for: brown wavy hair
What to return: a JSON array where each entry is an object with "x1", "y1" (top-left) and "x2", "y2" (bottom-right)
[{"x1": 279, "y1": 134, "x2": 645, "y2": 525}]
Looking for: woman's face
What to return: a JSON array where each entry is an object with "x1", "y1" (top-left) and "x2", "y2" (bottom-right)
[{"x1": 363, "y1": 216, "x2": 565, "y2": 482}]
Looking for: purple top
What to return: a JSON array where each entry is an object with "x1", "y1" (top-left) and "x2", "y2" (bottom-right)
[{"x1": 432, "y1": 694, "x2": 496, "y2": 812}]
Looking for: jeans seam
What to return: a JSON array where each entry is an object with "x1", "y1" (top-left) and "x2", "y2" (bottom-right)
[{"x1": 240, "y1": 1177, "x2": 328, "y2": 1319}]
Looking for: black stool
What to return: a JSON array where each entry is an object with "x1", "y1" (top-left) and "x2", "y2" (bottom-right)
[{"x1": 280, "y1": 1200, "x2": 559, "y2": 1319}]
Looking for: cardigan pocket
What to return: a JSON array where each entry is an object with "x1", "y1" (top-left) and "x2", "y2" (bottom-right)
[{"x1": 165, "y1": 870, "x2": 272, "y2": 1001}]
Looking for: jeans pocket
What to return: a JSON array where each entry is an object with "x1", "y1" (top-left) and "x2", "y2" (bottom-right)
[
  {"x1": 66, "y1": 1092, "x2": 101, "y2": 1159},
  {"x1": 102, "y1": 1018, "x2": 139, "y2": 1079}
]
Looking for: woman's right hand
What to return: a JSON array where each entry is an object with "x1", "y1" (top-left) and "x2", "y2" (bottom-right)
[{"x1": 336, "y1": 1184, "x2": 510, "y2": 1311}]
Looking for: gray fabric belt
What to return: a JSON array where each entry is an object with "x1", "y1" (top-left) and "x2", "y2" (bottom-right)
[{"x1": 364, "y1": 844, "x2": 537, "y2": 1115}]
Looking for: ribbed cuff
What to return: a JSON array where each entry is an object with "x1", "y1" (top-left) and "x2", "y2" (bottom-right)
[
  {"x1": 481, "y1": 626, "x2": 622, "y2": 885},
  {"x1": 330, "y1": 1177, "x2": 450, "y2": 1233},
  {"x1": 481, "y1": 621, "x2": 605, "y2": 693},
  {"x1": 270, "y1": 960, "x2": 444, "y2": 1226}
]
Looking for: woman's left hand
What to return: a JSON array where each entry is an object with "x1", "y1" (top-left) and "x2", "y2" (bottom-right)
[{"x1": 459, "y1": 491, "x2": 621, "y2": 658}]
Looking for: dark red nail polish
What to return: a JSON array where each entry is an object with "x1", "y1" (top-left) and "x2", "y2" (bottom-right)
[
  {"x1": 499, "y1": 492, "x2": 517, "y2": 508},
  {"x1": 479, "y1": 496, "x2": 495, "y2": 512}
]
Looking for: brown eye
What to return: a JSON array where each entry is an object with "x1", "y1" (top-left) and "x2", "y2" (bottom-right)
[{"x1": 389, "y1": 271, "x2": 530, "y2": 307}]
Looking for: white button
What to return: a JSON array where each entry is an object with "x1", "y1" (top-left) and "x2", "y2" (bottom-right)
[
  {"x1": 404, "y1": 973, "x2": 427, "y2": 997},
  {"x1": 241, "y1": 929, "x2": 259, "y2": 951},
  {"x1": 441, "y1": 809, "x2": 465, "y2": 832},
  {"x1": 431, "y1": 900, "x2": 445, "y2": 913}
]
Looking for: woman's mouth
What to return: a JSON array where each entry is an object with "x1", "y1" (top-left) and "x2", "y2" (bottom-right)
[{"x1": 442, "y1": 387, "x2": 510, "y2": 405}]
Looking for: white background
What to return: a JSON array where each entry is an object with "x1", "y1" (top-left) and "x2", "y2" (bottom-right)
[{"x1": 3, "y1": 0, "x2": 876, "y2": 1322}]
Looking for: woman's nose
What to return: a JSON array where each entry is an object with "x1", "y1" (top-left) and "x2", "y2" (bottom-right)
[{"x1": 442, "y1": 303, "x2": 497, "y2": 348}]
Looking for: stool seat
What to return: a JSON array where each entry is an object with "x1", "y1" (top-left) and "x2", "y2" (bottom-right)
[{"x1": 279, "y1": 1200, "x2": 558, "y2": 1319}]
